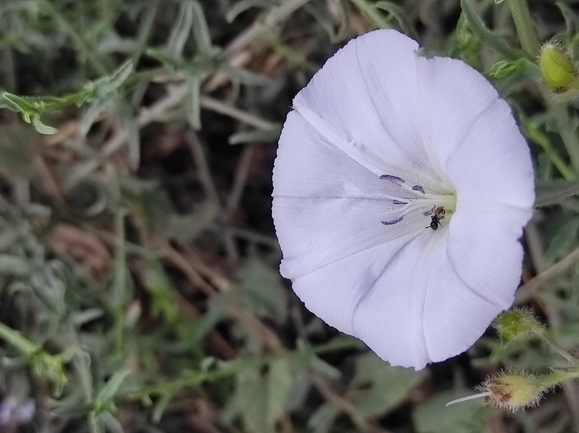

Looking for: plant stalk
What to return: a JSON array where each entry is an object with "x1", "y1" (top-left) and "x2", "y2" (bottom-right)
[{"x1": 508, "y1": 0, "x2": 539, "y2": 58}]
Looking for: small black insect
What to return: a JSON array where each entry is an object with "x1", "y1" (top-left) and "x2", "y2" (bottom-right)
[{"x1": 426, "y1": 206, "x2": 445, "y2": 230}]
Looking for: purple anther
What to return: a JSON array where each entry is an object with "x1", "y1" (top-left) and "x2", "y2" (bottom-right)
[
  {"x1": 380, "y1": 174, "x2": 405, "y2": 186},
  {"x1": 392, "y1": 200, "x2": 408, "y2": 205},
  {"x1": 381, "y1": 216, "x2": 404, "y2": 225},
  {"x1": 423, "y1": 204, "x2": 436, "y2": 216},
  {"x1": 412, "y1": 185, "x2": 425, "y2": 194}
]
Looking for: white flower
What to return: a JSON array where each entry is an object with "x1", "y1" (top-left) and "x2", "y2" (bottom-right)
[{"x1": 271, "y1": 29, "x2": 535, "y2": 370}]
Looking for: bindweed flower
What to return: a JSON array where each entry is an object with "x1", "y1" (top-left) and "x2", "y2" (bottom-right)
[{"x1": 272, "y1": 30, "x2": 534, "y2": 369}]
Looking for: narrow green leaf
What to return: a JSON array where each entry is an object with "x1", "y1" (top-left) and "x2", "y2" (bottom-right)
[
  {"x1": 2, "y1": 93, "x2": 43, "y2": 114},
  {"x1": 347, "y1": 352, "x2": 423, "y2": 417},
  {"x1": 92, "y1": 59, "x2": 134, "y2": 99},
  {"x1": 226, "y1": 0, "x2": 268, "y2": 24},
  {"x1": 186, "y1": 74, "x2": 202, "y2": 130},
  {"x1": 349, "y1": 0, "x2": 391, "y2": 29},
  {"x1": 237, "y1": 367, "x2": 269, "y2": 433},
  {"x1": 190, "y1": 1, "x2": 212, "y2": 52},
  {"x1": 308, "y1": 402, "x2": 341, "y2": 433},
  {"x1": 219, "y1": 63, "x2": 274, "y2": 86},
  {"x1": 303, "y1": 2, "x2": 349, "y2": 43},
  {"x1": 152, "y1": 390, "x2": 177, "y2": 422},
  {"x1": 544, "y1": 215, "x2": 579, "y2": 265},
  {"x1": 228, "y1": 128, "x2": 280, "y2": 145},
  {"x1": 167, "y1": 1, "x2": 194, "y2": 61},
  {"x1": 488, "y1": 59, "x2": 525, "y2": 80},
  {"x1": 80, "y1": 98, "x2": 112, "y2": 136},
  {"x1": 239, "y1": 259, "x2": 288, "y2": 320},
  {"x1": 32, "y1": 115, "x2": 58, "y2": 135},
  {"x1": 267, "y1": 359, "x2": 292, "y2": 425},
  {"x1": 98, "y1": 411, "x2": 124, "y2": 433},
  {"x1": 535, "y1": 179, "x2": 579, "y2": 207},
  {"x1": 96, "y1": 368, "x2": 131, "y2": 402},
  {"x1": 140, "y1": 257, "x2": 178, "y2": 323},
  {"x1": 375, "y1": 1, "x2": 416, "y2": 38}
]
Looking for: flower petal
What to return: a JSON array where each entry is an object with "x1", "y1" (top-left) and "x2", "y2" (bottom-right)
[
  {"x1": 350, "y1": 233, "x2": 445, "y2": 369},
  {"x1": 273, "y1": 110, "x2": 429, "y2": 279},
  {"x1": 416, "y1": 56, "x2": 534, "y2": 208},
  {"x1": 293, "y1": 30, "x2": 441, "y2": 189},
  {"x1": 290, "y1": 234, "x2": 418, "y2": 337},
  {"x1": 422, "y1": 204, "x2": 531, "y2": 361}
]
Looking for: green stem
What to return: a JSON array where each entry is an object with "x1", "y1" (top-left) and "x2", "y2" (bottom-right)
[
  {"x1": 538, "y1": 367, "x2": 579, "y2": 390},
  {"x1": 549, "y1": 104, "x2": 579, "y2": 173},
  {"x1": 508, "y1": 0, "x2": 539, "y2": 58},
  {"x1": 113, "y1": 207, "x2": 128, "y2": 357},
  {"x1": 461, "y1": 0, "x2": 521, "y2": 61},
  {"x1": 535, "y1": 329, "x2": 578, "y2": 364},
  {"x1": 0, "y1": 322, "x2": 38, "y2": 355}
]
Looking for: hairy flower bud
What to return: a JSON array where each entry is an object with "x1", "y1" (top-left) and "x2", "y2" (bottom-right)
[
  {"x1": 480, "y1": 373, "x2": 543, "y2": 412},
  {"x1": 494, "y1": 308, "x2": 541, "y2": 344},
  {"x1": 540, "y1": 43, "x2": 574, "y2": 90}
]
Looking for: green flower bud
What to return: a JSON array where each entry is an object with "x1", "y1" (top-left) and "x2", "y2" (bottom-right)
[
  {"x1": 494, "y1": 308, "x2": 542, "y2": 344},
  {"x1": 540, "y1": 43, "x2": 574, "y2": 90},
  {"x1": 480, "y1": 373, "x2": 543, "y2": 412},
  {"x1": 488, "y1": 59, "x2": 525, "y2": 80}
]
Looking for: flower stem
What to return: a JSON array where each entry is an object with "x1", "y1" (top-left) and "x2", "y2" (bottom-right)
[
  {"x1": 0, "y1": 322, "x2": 38, "y2": 356},
  {"x1": 508, "y1": 0, "x2": 539, "y2": 58},
  {"x1": 538, "y1": 367, "x2": 579, "y2": 390},
  {"x1": 534, "y1": 329, "x2": 578, "y2": 365}
]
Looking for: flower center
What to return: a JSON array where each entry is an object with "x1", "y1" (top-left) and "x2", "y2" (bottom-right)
[{"x1": 379, "y1": 173, "x2": 457, "y2": 231}]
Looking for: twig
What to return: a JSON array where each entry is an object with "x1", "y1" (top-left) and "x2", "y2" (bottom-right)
[
  {"x1": 163, "y1": 244, "x2": 218, "y2": 297},
  {"x1": 225, "y1": 142, "x2": 257, "y2": 221},
  {"x1": 516, "y1": 242, "x2": 579, "y2": 302},
  {"x1": 222, "y1": 0, "x2": 313, "y2": 58},
  {"x1": 179, "y1": 245, "x2": 231, "y2": 292},
  {"x1": 200, "y1": 96, "x2": 279, "y2": 131}
]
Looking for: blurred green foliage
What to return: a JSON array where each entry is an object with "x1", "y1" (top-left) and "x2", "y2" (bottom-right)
[{"x1": 1, "y1": 0, "x2": 579, "y2": 432}]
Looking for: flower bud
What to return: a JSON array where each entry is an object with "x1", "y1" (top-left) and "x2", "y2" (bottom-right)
[
  {"x1": 494, "y1": 308, "x2": 542, "y2": 344},
  {"x1": 540, "y1": 43, "x2": 574, "y2": 90},
  {"x1": 480, "y1": 373, "x2": 543, "y2": 412}
]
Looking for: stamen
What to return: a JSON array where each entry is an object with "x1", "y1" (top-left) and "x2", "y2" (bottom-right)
[
  {"x1": 380, "y1": 174, "x2": 405, "y2": 186},
  {"x1": 382, "y1": 216, "x2": 404, "y2": 225},
  {"x1": 412, "y1": 185, "x2": 425, "y2": 194},
  {"x1": 423, "y1": 204, "x2": 436, "y2": 216}
]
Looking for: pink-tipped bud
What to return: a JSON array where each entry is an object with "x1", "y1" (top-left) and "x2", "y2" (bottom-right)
[{"x1": 479, "y1": 373, "x2": 543, "y2": 412}]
